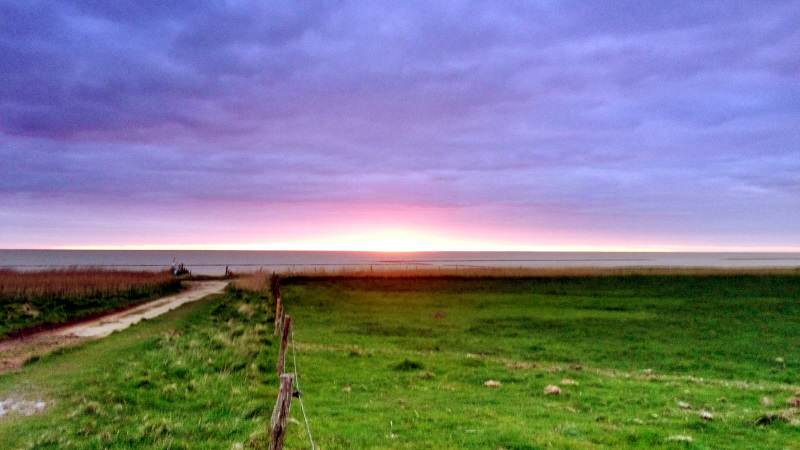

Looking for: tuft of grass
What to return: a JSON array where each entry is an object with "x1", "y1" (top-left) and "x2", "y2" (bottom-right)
[
  {"x1": 22, "y1": 355, "x2": 40, "y2": 366},
  {"x1": 230, "y1": 272, "x2": 271, "y2": 294},
  {"x1": 392, "y1": 359, "x2": 424, "y2": 371}
]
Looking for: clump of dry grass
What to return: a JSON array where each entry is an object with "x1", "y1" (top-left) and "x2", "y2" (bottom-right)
[
  {"x1": 280, "y1": 265, "x2": 800, "y2": 279},
  {"x1": 0, "y1": 269, "x2": 175, "y2": 301},
  {"x1": 230, "y1": 272, "x2": 270, "y2": 293},
  {"x1": 1, "y1": 269, "x2": 181, "y2": 338}
]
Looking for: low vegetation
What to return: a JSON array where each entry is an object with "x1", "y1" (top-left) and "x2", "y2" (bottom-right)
[
  {"x1": 0, "y1": 269, "x2": 180, "y2": 338},
  {"x1": 1, "y1": 272, "x2": 798, "y2": 449},
  {"x1": 0, "y1": 281, "x2": 276, "y2": 449},
  {"x1": 276, "y1": 274, "x2": 800, "y2": 448},
  {"x1": 231, "y1": 272, "x2": 271, "y2": 292}
]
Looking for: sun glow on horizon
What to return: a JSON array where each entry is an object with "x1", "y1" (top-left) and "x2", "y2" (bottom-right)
[
  {"x1": 36, "y1": 219, "x2": 800, "y2": 254},
  {"x1": 56, "y1": 229, "x2": 513, "y2": 252},
  {"x1": 49, "y1": 230, "x2": 800, "y2": 253}
]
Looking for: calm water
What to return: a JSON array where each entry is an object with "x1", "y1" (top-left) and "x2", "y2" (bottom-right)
[{"x1": 1, "y1": 250, "x2": 799, "y2": 275}]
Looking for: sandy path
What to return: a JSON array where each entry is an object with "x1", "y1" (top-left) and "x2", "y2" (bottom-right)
[
  {"x1": 53, "y1": 281, "x2": 227, "y2": 338},
  {"x1": 0, "y1": 281, "x2": 227, "y2": 372}
]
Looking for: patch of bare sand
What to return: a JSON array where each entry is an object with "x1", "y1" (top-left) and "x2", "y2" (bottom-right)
[
  {"x1": 0, "y1": 334, "x2": 82, "y2": 372},
  {"x1": 0, "y1": 397, "x2": 48, "y2": 418}
]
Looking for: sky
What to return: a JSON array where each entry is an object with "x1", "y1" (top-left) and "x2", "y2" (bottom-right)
[{"x1": 1, "y1": 1, "x2": 799, "y2": 251}]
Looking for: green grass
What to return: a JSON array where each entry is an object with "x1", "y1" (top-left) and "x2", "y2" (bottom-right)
[
  {"x1": 0, "y1": 286, "x2": 277, "y2": 449},
  {"x1": 278, "y1": 275, "x2": 800, "y2": 449},
  {"x1": 0, "y1": 275, "x2": 181, "y2": 338},
  {"x1": 1, "y1": 275, "x2": 799, "y2": 449}
]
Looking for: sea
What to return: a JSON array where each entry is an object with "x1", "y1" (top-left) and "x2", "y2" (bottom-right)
[{"x1": 1, "y1": 250, "x2": 799, "y2": 275}]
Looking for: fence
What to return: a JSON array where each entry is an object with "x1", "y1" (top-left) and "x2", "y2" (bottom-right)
[{"x1": 268, "y1": 274, "x2": 315, "y2": 450}]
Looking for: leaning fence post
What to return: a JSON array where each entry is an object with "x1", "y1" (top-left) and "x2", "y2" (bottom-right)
[
  {"x1": 269, "y1": 373, "x2": 295, "y2": 450},
  {"x1": 274, "y1": 296, "x2": 283, "y2": 336},
  {"x1": 271, "y1": 273, "x2": 281, "y2": 299},
  {"x1": 276, "y1": 315, "x2": 292, "y2": 377},
  {"x1": 272, "y1": 273, "x2": 283, "y2": 336}
]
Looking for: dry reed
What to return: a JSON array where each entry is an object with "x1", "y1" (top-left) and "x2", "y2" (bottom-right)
[
  {"x1": 231, "y1": 272, "x2": 270, "y2": 292},
  {"x1": 0, "y1": 268, "x2": 175, "y2": 301}
]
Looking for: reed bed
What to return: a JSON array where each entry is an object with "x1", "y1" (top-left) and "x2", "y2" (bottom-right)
[
  {"x1": 0, "y1": 269, "x2": 180, "y2": 337},
  {"x1": 279, "y1": 265, "x2": 800, "y2": 279},
  {"x1": 0, "y1": 268, "x2": 175, "y2": 301},
  {"x1": 230, "y1": 272, "x2": 270, "y2": 293}
]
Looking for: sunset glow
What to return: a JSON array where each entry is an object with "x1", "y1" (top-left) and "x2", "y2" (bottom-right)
[
  {"x1": 51, "y1": 229, "x2": 800, "y2": 254},
  {"x1": 2, "y1": 4, "x2": 799, "y2": 448},
  {"x1": 1, "y1": 2, "x2": 798, "y2": 251}
]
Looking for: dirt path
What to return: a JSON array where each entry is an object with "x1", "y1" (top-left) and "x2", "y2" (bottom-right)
[
  {"x1": 0, "y1": 281, "x2": 227, "y2": 372},
  {"x1": 53, "y1": 281, "x2": 226, "y2": 338}
]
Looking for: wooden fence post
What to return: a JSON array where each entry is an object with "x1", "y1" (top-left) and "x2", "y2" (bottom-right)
[
  {"x1": 269, "y1": 373, "x2": 295, "y2": 450},
  {"x1": 272, "y1": 273, "x2": 283, "y2": 336},
  {"x1": 271, "y1": 273, "x2": 281, "y2": 299},
  {"x1": 274, "y1": 296, "x2": 283, "y2": 336},
  {"x1": 276, "y1": 315, "x2": 292, "y2": 377}
]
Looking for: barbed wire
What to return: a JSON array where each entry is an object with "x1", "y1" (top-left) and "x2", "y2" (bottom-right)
[{"x1": 290, "y1": 326, "x2": 316, "y2": 450}]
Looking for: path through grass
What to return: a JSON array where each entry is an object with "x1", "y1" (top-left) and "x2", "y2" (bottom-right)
[
  {"x1": 0, "y1": 286, "x2": 275, "y2": 449},
  {"x1": 1, "y1": 275, "x2": 798, "y2": 449}
]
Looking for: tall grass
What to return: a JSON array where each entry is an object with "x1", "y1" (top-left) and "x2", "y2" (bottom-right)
[
  {"x1": 0, "y1": 268, "x2": 175, "y2": 300},
  {"x1": 0, "y1": 269, "x2": 180, "y2": 337},
  {"x1": 230, "y1": 272, "x2": 270, "y2": 293}
]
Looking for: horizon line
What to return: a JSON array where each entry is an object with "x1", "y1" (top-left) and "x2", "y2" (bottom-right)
[{"x1": 3, "y1": 246, "x2": 800, "y2": 253}]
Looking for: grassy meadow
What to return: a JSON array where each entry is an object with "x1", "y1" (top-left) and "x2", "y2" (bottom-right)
[
  {"x1": 0, "y1": 269, "x2": 180, "y2": 338},
  {"x1": 0, "y1": 284, "x2": 276, "y2": 449},
  {"x1": 279, "y1": 273, "x2": 800, "y2": 449},
  {"x1": 1, "y1": 271, "x2": 799, "y2": 449}
]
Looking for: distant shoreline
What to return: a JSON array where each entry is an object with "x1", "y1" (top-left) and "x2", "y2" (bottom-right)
[{"x1": 2, "y1": 250, "x2": 799, "y2": 275}]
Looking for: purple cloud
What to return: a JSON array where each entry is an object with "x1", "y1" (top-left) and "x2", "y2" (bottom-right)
[{"x1": 1, "y1": 0, "x2": 799, "y2": 248}]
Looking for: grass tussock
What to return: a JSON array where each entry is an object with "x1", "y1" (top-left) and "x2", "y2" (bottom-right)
[
  {"x1": 230, "y1": 272, "x2": 271, "y2": 294},
  {"x1": 392, "y1": 359, "x2": 424, "y2": 371},
  {"x1": 0, "y1": 269, "x2": 180, "y2": 338}
]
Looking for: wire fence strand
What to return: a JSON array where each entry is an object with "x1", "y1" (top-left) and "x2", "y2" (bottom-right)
[{"x1": 291, "y1": 327, "x2": 316, "y2": 450}]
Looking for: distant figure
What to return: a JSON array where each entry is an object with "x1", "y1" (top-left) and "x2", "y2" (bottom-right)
[
  {"x1": 171, "y1": 259, "x2": 190, "y2": 276},
  {"x1": 225, "y1": 266, "x2": 232, "y2": 278}
]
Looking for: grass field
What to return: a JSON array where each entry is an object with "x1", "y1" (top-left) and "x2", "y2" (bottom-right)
[
  {"x1": 0, "y1": 284, "x2": 276, "y2": 449},
  {"x1": 279, "y1": 275, "x2": 800, "y2": 449},
  {"x1": 0, "y1": 269, "x2": 180, "y2": 338},
  {"x1": 1, "y1": 273, "x2": 799, "y2": 449}
]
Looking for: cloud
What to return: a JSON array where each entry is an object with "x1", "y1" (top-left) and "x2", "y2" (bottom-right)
[{"x1": 1, "y1": 0, "x2": 798, "y2": 247}]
